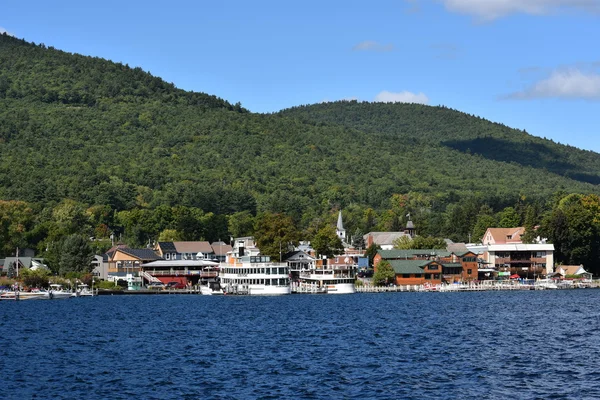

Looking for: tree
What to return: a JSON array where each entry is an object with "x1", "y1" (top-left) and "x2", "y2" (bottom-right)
[
  {"x1": 521, "y1": 204, "x2": 539, "y2": 243},
  {"x1": 253, "y1": 212, "x2": 299, "y2": 261},
  {"x1": 311, "y1": 225, "x2": 344, "y2": 259},
  {"x1": 392, "y1": 236, "x2": 412, "y2": 249},
  {"x1": 373, "y1": 260, "x2": 395, "y2": 286},
  {"x1": 364, "y1": 243, "x2": 381, "y2": 267},
  {"x1": 471, "y1": 204, "x2": 497, "y2": 243},
  {"x1": 20, "y1": 268, "x2": 50, "y2": 288},
  {"x1": 57, "y1": 235, "x2": 95, "y2": 275},
  {"x1": 158, "y1": 229, "x2": 181, "y2": 242},
  {"x1": 394, "y1": 235, "x2": 446, "y2": 249},
  {"x1": 228, "y1": 211, "x2": 255, "y2": 238},
  {"x1": 351, "y1": 228, "x2": 365, "y2": 250},
  {"x1": 498, "y1": 207, "x2": 521, "y2": 228},
  {"x1": 6, "y1": 261, "x2": 16, "y2": 278}
]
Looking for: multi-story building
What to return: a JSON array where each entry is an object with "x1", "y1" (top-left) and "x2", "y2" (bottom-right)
[{"x1": 481, "y1": 227, "x2": 554, "y2": 277}]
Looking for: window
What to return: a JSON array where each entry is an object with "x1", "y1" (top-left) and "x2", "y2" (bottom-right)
[
  {"x1": 433, "y1": 274, "x2": 440, "y2": 279},
  {"x1": 467, "y1": 269, "x2": 472, "y2": 274},
  {"x1": 165, "y1": 253, "x2": 170, "y2": 260},
  {"x1": 402, "y1": 274, "x2": 411, "y2": 278},
  {"x1": 424, "y1": 274, "x2": 431, "y2": 279},
  {"x1": 428, "y1": 265, "x2": 438, "y2": 270}
]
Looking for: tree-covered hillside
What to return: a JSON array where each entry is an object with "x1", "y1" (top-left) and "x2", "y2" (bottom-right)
[{"x1": 2, "y1": 33, "x2": 600, "y2": 272}]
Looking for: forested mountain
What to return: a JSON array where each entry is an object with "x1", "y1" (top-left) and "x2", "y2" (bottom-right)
[{"x1": 1, "y1": 33, "x2": 600, "y2": 272}]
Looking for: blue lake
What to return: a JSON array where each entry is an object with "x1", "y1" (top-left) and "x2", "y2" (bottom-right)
[{"x1": 1, "y1": 290, "x2": 600, "y2": 399}]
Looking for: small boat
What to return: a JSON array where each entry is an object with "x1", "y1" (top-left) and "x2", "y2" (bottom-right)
[
  {"x1": 535, "y1": 278, "x2": 558, "y2": 290},
  {"x1": 0, "y1": 290, "x2": 47, "y2": 301},
  {"x1": 200, "y1": 283, "x2": 224, "y2": 296},
  {"x1": 71, "y1": 284, "x2": 95, "y2": 297},
  {"x1": 44, "y1": 284, "x2": 72, "y2": 300}
]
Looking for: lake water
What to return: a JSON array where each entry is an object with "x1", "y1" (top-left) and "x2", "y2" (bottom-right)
[{"x1": 1, "y1": 290, "x2": 600, "y2": 399}]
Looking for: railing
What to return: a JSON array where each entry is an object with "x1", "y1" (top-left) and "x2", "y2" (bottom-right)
[
  {"x1": 140, "y1": 271, "x2": 162, "y2": 283},
  {"x1": 356, "y1": 280, "x2": 600, "y2": 292},
  {"x1": 143, "y1": 270, "x2": 218, "y2": 277}
]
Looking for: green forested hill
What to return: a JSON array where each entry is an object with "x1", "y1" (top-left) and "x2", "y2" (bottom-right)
[{"x1": 1, "y1": 33, "x2": 600, "y2": 259}]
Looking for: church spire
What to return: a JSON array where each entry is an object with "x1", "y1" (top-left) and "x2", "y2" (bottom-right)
[{"x1": 336, "y1": 210, "x2": 346, "y2": 242}]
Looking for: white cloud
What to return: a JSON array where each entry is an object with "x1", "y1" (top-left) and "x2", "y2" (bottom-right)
[
  {"x1": 440, "y1": 0, "x2": 600, "y2": 20},
  {"x1": 352, "y1": 41, "x2": 394, "y2": 52},
  {"x1": 507, "y1": 68, "x2": 600, "y2": 100},
  {"x1": 374, "y1": 90, "x2": 429, "y2": 104}
]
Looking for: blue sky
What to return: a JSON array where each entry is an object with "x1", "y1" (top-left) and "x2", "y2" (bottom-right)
[{"x1": 2, "y1": 0, "x2": 600, "y2": 151}]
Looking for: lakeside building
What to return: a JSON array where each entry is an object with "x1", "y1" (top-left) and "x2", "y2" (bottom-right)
[
  {"x1": 363, "y1": 218, "x2": 416, "y2": 250},
  {"x1": 154, "y1": 241, "x2": 232, "y2": 263},
  {"x1": 141, "y1": 259, "x2": 219, "y2": 287},
  {"x1": 374, "y1": 248, "x2": 479, "y2": 285},
  {"x1": 107, "y1": 248, "x2": 162, "y2": 288},
  {"x1": 481, "y1": 227, "x2": 554, "y2": 277}
]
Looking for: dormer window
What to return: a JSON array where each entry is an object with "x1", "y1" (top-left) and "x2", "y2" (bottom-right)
[
  {"x1": 507, "y1": 235, "x2": 512, "y2": 240},
  {"x1": 166, "y1": 253, "x2": 170, "y2": 260}
]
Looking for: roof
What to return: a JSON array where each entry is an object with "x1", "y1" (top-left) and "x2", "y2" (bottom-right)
[
  {"x1": 387, "y1": 260, "x2": 432, "y2": 274},
  {"x1": 482, "y1": 227, "x2": 525, "y2": 244},
  {"x1": 157, "y1": 242, "x2": 177, "y2": 252},
  {"x1": 337, "y1": 211, "x2": 345, "y2": 231},
  {"x1": 118, "y1": 248, "x2": 162, "y2": 261},
  {"x1": 283, "y1": 250, "x2": 315, "y2": 262},
  {"x1": 487, "y1": 244, "x2": 554, "y2": 251},
  {"x1": 105, "y1": 244, "x2": 128, "y2": 258},
  {"x1": 559, "y1": 265, "x2": 588, "y2": 275},
  {"x1": 174, "y1": 241, "x2": 213, "y2": 254},
  {"x1": 211, "y1": 242, "x2": 233, "y2": 256},
  {"x1": 142, "y1": 260, "x2": 218, "y2": 268},
  {"x1": 364, "y1": 232, "x2": 411, "y2": 246},
  {"x1": 377, "y1": 249, "x2": 452, "y2": 259},
  {"x1": 447, "y1": 242, "x2": 469, "y2": 255}
]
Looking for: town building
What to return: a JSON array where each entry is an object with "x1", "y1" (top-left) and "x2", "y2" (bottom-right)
[
  {"x1": 374, "y1": 248, "x2": 478, "y2": 285},
  {"x1": 480, "y1": 227, "x2": 554, "y2": 277}
]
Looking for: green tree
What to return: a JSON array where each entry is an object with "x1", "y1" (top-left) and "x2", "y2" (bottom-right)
[
  {"x1": 228, "y1": 211, "x2": 255, "y2": 238},
  {"x1": 351, "y1": 228, "x2": 365, "y2": 250},
  {"x1": 364, "y1": 243, "x2": 381, "y2": 267},
  {"x1": 394, "y1": 235, "x2": 446, "y2": 249},
  {"x1": 158, "y1": 229, "x2": 181, "y2": 242},
  {"x1": 521, "y1": 204, "x2": 539, "y2": 243},
  {"x1": 57, "y1": 235, "x2": 95, "y2": 275},
  {"x1": 472, "y1": 205, "x2": 497, "y2": 243},
  {"x1": 253, "y1": 212, "x2": 299, "y2": 261},
  {"x1": 498, "y1": 207, "x2": 521, "y2": 228},
  {"x1": 20, "y1": 268, "x2": 50, "y2": 288},
  {"x1": 311, "y1": 225, "x2": 344, "y2": 259},
  {"x1": 373, "y1": 260, "x2": 395, "y2": 285}
]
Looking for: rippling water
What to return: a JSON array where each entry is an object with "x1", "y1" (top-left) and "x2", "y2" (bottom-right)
[{"x1": 2, "y1": 290, "x2": 600, "y2": 399}]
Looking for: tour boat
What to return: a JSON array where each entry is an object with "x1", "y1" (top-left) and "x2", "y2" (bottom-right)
[
  {"x1": 218, "y1": 256, "x2": 291, "y2": 295},
  {"x1": 293, "y1": 259, "x2": 356, "y2": 294}
]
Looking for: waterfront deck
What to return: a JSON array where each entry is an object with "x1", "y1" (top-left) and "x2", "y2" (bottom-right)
[{"x1": 356, "y1": 280, "x2": 600, "y2": 293}]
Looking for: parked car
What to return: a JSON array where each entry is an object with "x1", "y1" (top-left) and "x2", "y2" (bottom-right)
[
  {"x1": 165, "y1": 281, "x2": 186, "y2": 289},
  {"x1": 147, "y1": 282, "x2": 165, "y2": 289}
]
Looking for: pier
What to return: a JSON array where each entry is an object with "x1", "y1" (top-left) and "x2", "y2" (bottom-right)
[{"x1": 355, "y1": 280, "x2": 600, "y2": 293}]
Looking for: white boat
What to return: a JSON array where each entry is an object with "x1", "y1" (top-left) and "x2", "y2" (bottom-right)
[
  {"x1": 44, "y1": 284, "x2": 72, "y2": 299},
  {"x1": 219, "y1": 256, "x2": 291, "y2": 295},
  {"x1": 535, "y1": 278, "x2": 558, "y2": 290},
  {"x1": 71, "y1": 284, "x2": 96, "y2": 297},
  {"x1": 0, "y1": 290, "x2": 47, "y2": 301},
  {"x1": 293, "y1": 262, "x2": 356, "y2": 294},
  {"x1": 199, "y1": 283, "x2": 224, "y2": 295}
]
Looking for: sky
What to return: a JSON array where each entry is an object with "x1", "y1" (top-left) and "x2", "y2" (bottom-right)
[{"x1": 2, "y1": 0, "x2": 600, "y2": 152}]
